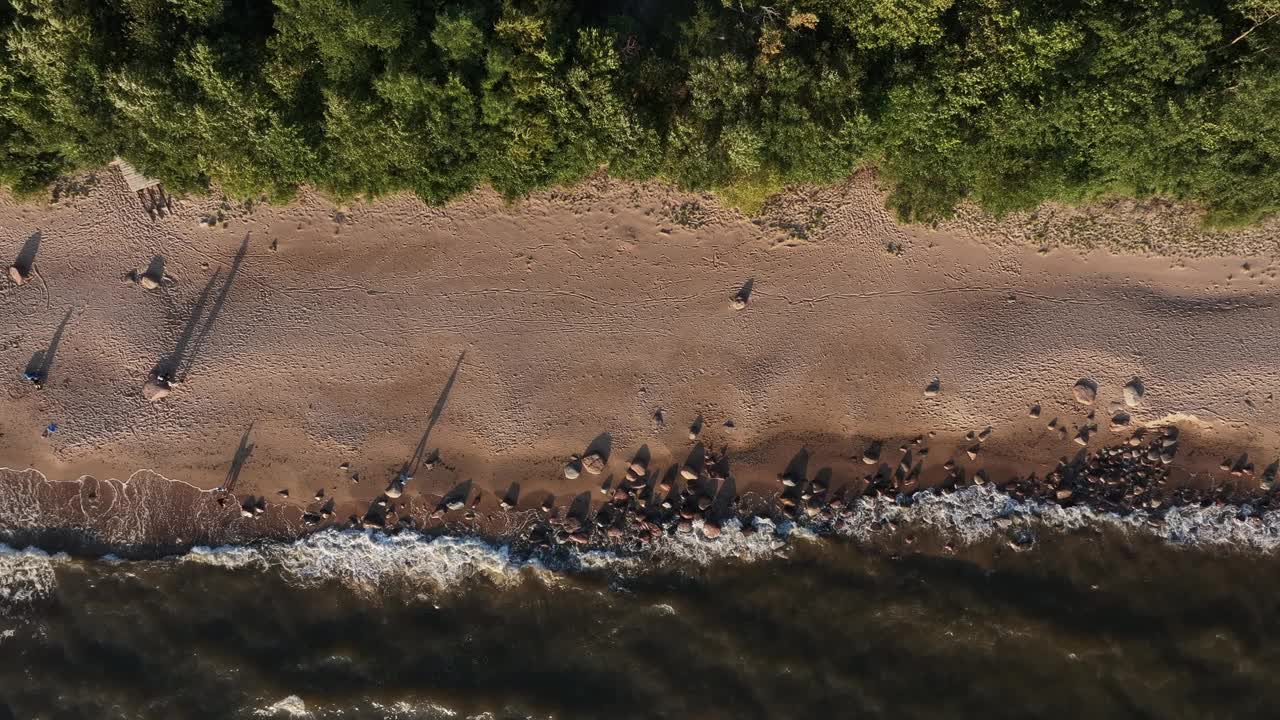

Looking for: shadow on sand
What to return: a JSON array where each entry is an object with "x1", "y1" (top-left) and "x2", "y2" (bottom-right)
[
  {"x1": 24, "y1": 307, "x2": 74, "y2": 384},
  {"x1": 221, "y1": 424, "x2": 255, "y2": 493},
  {"x1": 155, "y1": 234, "x2": 249, "y2": 382},
  {"x1": 399, "y1": 351, "x2": 467, "y2": 483}
]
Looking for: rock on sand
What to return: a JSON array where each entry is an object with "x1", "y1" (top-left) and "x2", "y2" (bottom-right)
[
  {"x1": 1072, "y1": 379, "x2": 1097, "y2": 405},
  {"x1": 8, "y1": 265, "x2": 28, "y2": 285},
  {"x1": 581, "y1": 452, "x2": 606, "y2": 475},
  {"x1": 142, "y1": 379, "x2": 171, "y2": 402},
  {"x1": 1123, "y1": 378, "x2": 1144, "y2": 407},
  {"x1": 138, "y1": 274, "x2": 160, "y2": 290},
  {"x1": 563, "y1": 460, "x2": 581, "y2": 480}
]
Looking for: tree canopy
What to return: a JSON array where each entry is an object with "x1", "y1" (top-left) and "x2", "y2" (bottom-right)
[{"x1": 1, "y1": 0, "x2": 1276, "y2": 224}]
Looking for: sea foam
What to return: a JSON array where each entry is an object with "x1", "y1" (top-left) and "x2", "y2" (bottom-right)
[{"x1": 5, "y1": 484, "x2": 1280, "y2": 610}]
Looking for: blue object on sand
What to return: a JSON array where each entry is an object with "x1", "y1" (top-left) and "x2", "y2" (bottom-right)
[{"x1": 46, "y1": 423, "x2": 58, "y2": 433}]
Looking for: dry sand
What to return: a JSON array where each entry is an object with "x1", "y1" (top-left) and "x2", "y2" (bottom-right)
[{"x1": 2, "y1": 167, "x2": 1279, "y2": 547}]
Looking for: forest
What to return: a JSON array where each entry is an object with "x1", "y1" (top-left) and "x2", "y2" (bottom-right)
[{"x1": 0, "y1": 0, "x2": 1277, "y2": 224}]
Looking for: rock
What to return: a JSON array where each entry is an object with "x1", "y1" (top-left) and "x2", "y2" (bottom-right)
[
  {"x1": 923, "y1": 378, "x2": 941, "y2": 397},
  {"x1": 1072, "y1": 379, "x2": 1097, "y2": 405},
  {"x1": 138, "y1": 274, "x2": 160, "y2": 290},
  {"x1": 445, "y1": 499, "x2": 466, "y2": 511},
  {"x1": 8, "y1": 265, "x2": 27, "y2": 285},
  {"x1": 1074, "y1": 428, "x2": 1090, "y2": 446},
  {"x1": 581, "y1": 452, "x2": 606, "y2": 475},
  {"x1": 563, "y1": 460, "x2": 581, "y2": 480},
  {"x1": 1123, "y1": 378, "x2": 1144, "y2": 408},
  {"x1": 384, "y1": 481, "x2": 403, "y2": 499},
  {"x1": 978, "y1": 426, "x2": 992, "y2": 442},
  {"x1": 730, "y1": 297, "x2": 746, "y2": 310},
  {"x1": 966, "y1": 445, "x2": 979, "y2": 460},
  {"x1": 861, "y1": 443, "x2": 881, "y2": 465},
  {"x1": 680, "y1": 466, "x2": 699, "y2": 481},
  {"x1": 1109, "y1": 411, "x2": 1131, "y2": 431},
  {"x1": 628, "y1": 461, "x2": 647, "y2": 476},
  {"x1": 1028, "y1": 404, "x2": 1041, "y2": 418},
  {"x1": 142, "y1": 379, "x2": 171, "y2": 402},
  {"x1": 1056, "y1": 489, "x2": 1073, "y2": 501},
  {"x1": 702, "y1": 520, "x2": 721, "y2": 538}
]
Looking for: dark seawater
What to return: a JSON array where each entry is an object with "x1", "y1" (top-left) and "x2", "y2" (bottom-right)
[{"x1": 3, "y1": 530, "x2": 1280, "y2": 720}]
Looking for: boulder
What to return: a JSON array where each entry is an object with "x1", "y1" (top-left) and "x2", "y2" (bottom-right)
[
  {"x1": 1072, "y1": 379, "x2": 1097, "y2": 405},
  {"x1": 581, "y1": 452, "x2": 606, "y2": 475},
  {"x1": 1123, "y1": 378, "x2": 1144, "y2": 407}
]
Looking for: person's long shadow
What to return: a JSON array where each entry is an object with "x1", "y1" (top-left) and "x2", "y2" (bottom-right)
[
  {"x1": 222, "y1": 424, "x2": 255, "y2": 493},
  {"x1": 399, "y1": 351, "x2": 466, "y2": 481},
  {"x1": 154, "y1": 234, "x2": 249, "y2": 381},
  {"x1": 24, "y1": 307, "x2": 74, "y2": 383},
  {"x1": 178, "y1": 234, "x2": 249, "y2": 381}
]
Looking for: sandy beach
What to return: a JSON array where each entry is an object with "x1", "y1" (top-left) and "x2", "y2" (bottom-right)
[{"x1": 2, "y1": 167, "x2": 1280, "y2": 550}]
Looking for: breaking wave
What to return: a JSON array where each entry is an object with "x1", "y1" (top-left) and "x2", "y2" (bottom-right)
[{"x1": 3, "y1": 484, "x2": 1280, "y2": 612}]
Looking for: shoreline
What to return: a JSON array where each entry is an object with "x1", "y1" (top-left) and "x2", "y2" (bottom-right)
[
  {"x1": 2, "y1": 424, "x2": 1278, "y2": 563},
  {"x1": 3, "y1": 167, "x2": 1280, "y2": 563}
]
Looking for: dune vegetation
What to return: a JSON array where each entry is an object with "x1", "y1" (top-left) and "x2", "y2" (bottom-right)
[{"x1": 0, "y1": 0, "x2": 1277, "y2": 223}]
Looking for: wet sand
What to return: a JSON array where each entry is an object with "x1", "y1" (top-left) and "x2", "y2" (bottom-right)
[{"x1": 1, "y1": 168, "x2": 1279, "y2": 549}]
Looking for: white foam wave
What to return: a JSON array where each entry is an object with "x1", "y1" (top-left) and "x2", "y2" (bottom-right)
[
  {"x1": 7, "y1": 485, "x2": 1280, "y2": 606},
  {"x1": 836, "y1": 485, "x2": 1280, "y2": 551},
  {"x1": 255, "y1": 695, "x2": 310, "y2": 718},
  {"x1": 186, "y1": 532, "x2": 558, "y2": 594},
  {"x1": 0, "y1": 545, "x2": 58, "y2": 612}
]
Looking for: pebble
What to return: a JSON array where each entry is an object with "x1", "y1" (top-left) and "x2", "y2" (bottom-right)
[
  {"x1": 1029, "y1": 404, "x2": 1041, "y2": 418},
  {"x1": 138, "y1": 274, "x2": 160, "y2": 290},
  {"x1": 563, "y1": 461, "x2": 581, "y2": 480},
  {"x1": 923, "y1": 378, "x2": 941, "y2": 397},
  {"x1": 7, "y1": 265, "x2": 27, "y2": 285}
]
